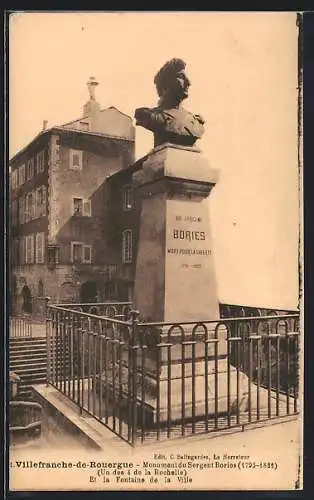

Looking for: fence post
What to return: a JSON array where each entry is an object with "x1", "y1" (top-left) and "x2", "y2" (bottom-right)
[
  {"x1": 129, "y1": 310, "x2": 140, "y2": 445},
  {"x1": 45, "y1": 297, "x2": 51, "y2": 387}
]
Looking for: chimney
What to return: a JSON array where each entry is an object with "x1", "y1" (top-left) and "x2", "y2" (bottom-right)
[
  {"x1": 83, "y1": 77, "x2": 101, "y2": 117},
  {"x1": 42, "y1": 120, "x2": 48, "y2": 130}
]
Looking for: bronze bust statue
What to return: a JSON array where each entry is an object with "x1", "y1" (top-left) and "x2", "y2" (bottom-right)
[{"x1": 135, "y1": 58, "x2": 205, "y2": 148}]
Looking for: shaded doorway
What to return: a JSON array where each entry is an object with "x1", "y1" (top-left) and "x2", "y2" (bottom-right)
[
  {"x1": 80, "y1": 281, "x2": 98, "y2": 303},
  {"x1": 22, "y1": 286, "x2": 32, "y2": 314}
]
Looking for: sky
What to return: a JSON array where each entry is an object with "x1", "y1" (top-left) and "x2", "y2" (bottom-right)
[{"x1": 9, "y1": 12, "x2": 300, "y2": 309}]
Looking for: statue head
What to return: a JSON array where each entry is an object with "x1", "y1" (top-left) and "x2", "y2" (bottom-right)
[{"x1": 154, "y1": 58, "x2": 191, "y2": 108}]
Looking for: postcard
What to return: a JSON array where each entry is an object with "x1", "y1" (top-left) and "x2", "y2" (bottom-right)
[{"x1": 8, "y1": 11, "x2": 302, "y2": 491}]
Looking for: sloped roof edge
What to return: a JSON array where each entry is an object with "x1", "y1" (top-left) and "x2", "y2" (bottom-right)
[
  {"x1": 62, "y1": 106, "x2": 133, "y2": 127},
  {"x1": 10, "y1": 126, "x2": 135, "y2": 164}
]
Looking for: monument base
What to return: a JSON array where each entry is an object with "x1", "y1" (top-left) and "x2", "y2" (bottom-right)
[{"x1": 95, "y1": 358, "x2": 251, "y2": 427}]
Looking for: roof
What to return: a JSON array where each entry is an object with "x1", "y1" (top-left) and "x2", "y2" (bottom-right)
[
  {"x1": 9, "y1": 125, "x2": 135, "y2": 164},
  {"x1": 61, "y1": 106, "x2": 133, "y2": 127}
]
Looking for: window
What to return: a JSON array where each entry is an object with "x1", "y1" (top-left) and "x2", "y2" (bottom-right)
[
  {"x1": 123, "y1": 186, "x2": 133, "y2": 211},
  {"x1": 11, "y1": 170, "x2": 18, "y2": 190},
  {"x1": 36, "y1": 185, "x2": 47, "y2": 218},
  {"x1": 69, "y1": 149, "x2": 83, "y2": 170},
  {"x1": 70, "y1": 242, "x2": 92, "y2": 263},
  {"x1": 19, "y1": 239, "x2": 25, "y2": 264},
  {"x1": 47, "y1": 245, "x2": 59, "y2": 267},
  {"x1": 72, "y1": 243, "x2": 82, "y2": 263},
  {"x1": 72, "y1": 197, "x2": 91, "y2": 216},
  {"x1": 122, "y1": 229, "x2": 132, "y2": 264},
  {"x1": 35, "y1": 232, "x2": 45, "y2": 263},
  {"x1": 26, "y1": 192, "x2": 35, "y2": 222},
  {"x1": 11, "y1": 199, "x2": 18, "y2": 226},
  {"x1": 36, "y1": 150, "x2": 45, "y2": 174},
  {"x1": 18, "y1": 165, "x2": 25, "y2": 186},
  {"x1": 25, "y1": 235, "x2": 34, "y2": 264},
  {"x1": 73, "y1": 198, "x2": 83, "y2": 215},
  {"x1": 27, "y1": 158, "x2": 34, "y2": 180},
  {"x1": 19, "y1": 195, "x2": 25, "y2": 224}
]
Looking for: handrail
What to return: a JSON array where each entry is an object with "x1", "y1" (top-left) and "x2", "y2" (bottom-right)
[
  {"x1": 59, "y1": 301, "x2": 132, "y2": 307},
  {"x1": 139, "y1": 313, "x2": 299, "y2": 327},
  {"x1": 48, "y1": 304, "x2": 299, "y2": 328},
  {"x1": 47, "y1": 304, "x2": 131, "y2": 326}
]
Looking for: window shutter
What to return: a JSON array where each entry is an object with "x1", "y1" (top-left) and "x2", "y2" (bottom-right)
[
  {"x1": 26, "y1": 236, "x2": 30, "y2": 264},
  {"x1": 35, "y1": 234, "x2": 39, "y2": 263},
  {"x1": 36, "y1": 233, "x2": 44, "y2": 263},
  {"x1": 83, "y1": 245, "x2": 92, "y2": 263},
  {"x1": 25, "y1": 236, "x2": 29, "y2": 264},
  {"x1": 40, "y1": 151, "x2": 45, "y2": 172},
  {"x1": 30, "y1": 235, "x2": 34, "y2": 263},
  {"x1": 83, "y1": 200, "x2": 91, "y2": 216},
  {"x1": 122, "y1": 230, "x2": 132, "y2": 264},
  {"x1": 42, "y1": 186, "x2": 47, "y2": 216},
  {"x1": 21, "y1": 195, "x2": 25, "y2": 224},
  {"x1": 41, "y1": 233, "x2": 45, "y2": 263},
  {"x1": 36, "y1": 188, "x2": 40, "y2": 218},
  {"x1": 32, "y1": 190, "x2": 36, "y2": 219}
]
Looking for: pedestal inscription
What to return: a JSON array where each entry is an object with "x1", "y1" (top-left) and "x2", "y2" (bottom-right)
[
  {"x1": 165, "y1": 199, "x2": 219, "y2": 322},
  {"x1": 133, "y1": 144, "x2": 219, "y2": 323}
]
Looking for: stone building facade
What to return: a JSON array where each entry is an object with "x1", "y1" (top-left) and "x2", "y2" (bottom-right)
[{"x1": 10, "y1": 81, "x2": 136, "y2": 314}]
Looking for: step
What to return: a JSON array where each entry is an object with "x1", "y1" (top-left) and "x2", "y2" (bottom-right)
[
  {"x1": 13, "y1": 366, "x2": 47, "y2": 375},
  {"x1": 9, "y1": 350, "x2": 47, "y2": 361},
  {"x1": 17, "y1": 386, "x2": 45, "y2": 399},
  {"x1": 10, "y1": 340, "x2": 47, "y2": 347},
  {"x1": 10, "y1": 345, "x2": 47, "y2": 353},
  {"x1": 10, "y1": 347, "x2": 47, "y2": 353},
  {"x1": 10, "y1": 344, "x2": 47, "y2": 350},
  {"x1": 10, "y1": 361, "x2": 47, "y2": 371},
  {"x1": 10, "y1": 335, "x2": 46, "y2": 341},
  {"x1": 13, "y1": 373, "x2": 47, "y2": 383},
  {"x1": 19, "y1": 381, "x2": 47, "y2": 391},
  {"x1": 10, "y1": 353, "x2": 47, "y2": 362},
  {"x1": 10, "y1": 360, "x2": 47, "y2": 369},
  {"x1": 19, "y1": 378, "x2": 47, "y2": 388},
  {"x1": 9, "y1": 337, "x2": 47, "y2": 347}
]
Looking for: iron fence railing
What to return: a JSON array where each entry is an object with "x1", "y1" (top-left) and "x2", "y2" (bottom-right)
[
  {"x1": 59, "y1": 302, "x2": 132, "y2": 320},
  {"x1": 46, "y1": 306, "x2": 300, "y2": 446}
]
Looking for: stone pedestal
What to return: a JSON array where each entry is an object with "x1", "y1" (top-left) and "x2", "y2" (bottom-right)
[
  {"x1": 128, "y1": 144, "x2": 248, "y2": 425},
  {"x1": 95, "y1": 144, "x2": 250, "y2": 427},
  {"x1": 133, "y1": 143, "x2": 220, "y2": 323}
]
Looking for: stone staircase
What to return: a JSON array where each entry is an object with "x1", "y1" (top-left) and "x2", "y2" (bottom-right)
[{"x1": 10, "y1": 337, "x2": 47, "y2": 399}]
